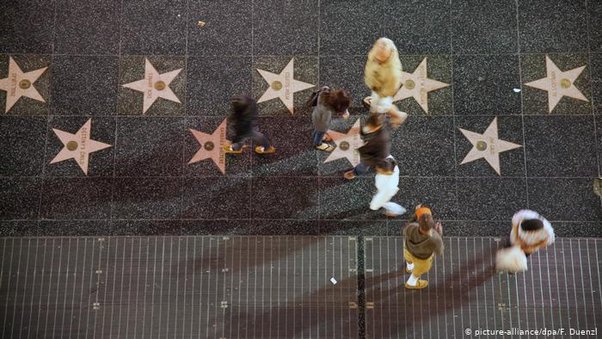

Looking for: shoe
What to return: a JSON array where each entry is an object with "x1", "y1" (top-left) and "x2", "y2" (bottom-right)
[
  {"x1": 315, "y1": 143, "x2": 335, "y2": 152},
  {"x1": 384, "y1": 210, "x2": 400, "y2": 218},
  {"x1": 405, "y1": 280, "x2": 428, "y2": 289},
  {"x1": 255, "y1": 145, "x2": 276, "y2": 154},
  {"x1": 343, "y1": 170, "x2": 356, "y2": 180},
  {"x1": 362, "y1": 96, "x2": 372, "y2": 109},
  {"x1": 405, "y1": 266, "x2": 413, "y2": 274},
  {"x1": 223, "y1": 145, "x2": 243, "y2": 154}
]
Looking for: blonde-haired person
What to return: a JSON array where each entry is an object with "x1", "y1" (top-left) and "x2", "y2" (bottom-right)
[{"x1": 364, "y1": 37, "x2": 407, "y2": 127}]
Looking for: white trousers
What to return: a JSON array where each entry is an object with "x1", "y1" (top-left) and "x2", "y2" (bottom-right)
[{"x1": 369, "y1": 164, "x2": 406, "y2": 216}]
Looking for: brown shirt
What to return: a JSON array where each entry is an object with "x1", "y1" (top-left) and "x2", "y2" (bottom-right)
[{"x1": 403, "y1": 222, "x2": 444, "y2": 260}]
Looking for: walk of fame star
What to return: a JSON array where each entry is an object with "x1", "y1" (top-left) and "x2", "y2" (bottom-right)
[
  {"x1": 122, "y1": 58, "x2": 182, "y2": 114},
  {"x1": 188, "y1": 118, "x2": 230, "y2": 174},
  {"x1": 393, "y1": 57, "x2": 449, "y2": 114},
  {"x1": 256, "y1": 58, "x2": 315, "y2": 114},
  {"x1": 459, "y1": 117, "x2": 521, "y2": 175},
  {"x1": 50, "y1": 119, "x2": 112, "y2": 175},
  {"x1": 324, "y1": 119, "x2": 364, "y2": 166},
  {"x1": 0, "y1": 57, "x2": 48, "y2": 113},
  {"x1": 524, "y1": 55, "x2": 588, "y2": 113}
]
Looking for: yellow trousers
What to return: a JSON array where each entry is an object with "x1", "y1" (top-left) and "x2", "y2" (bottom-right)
[{"x1": 404, "y1": 248, "x2": 433, "y2": 277}]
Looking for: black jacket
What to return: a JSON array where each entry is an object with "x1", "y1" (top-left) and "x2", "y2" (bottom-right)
[
  {"x1": 229, "y1": 96, "x2": 258, "y2": 136},
  {"x1": 357, "y1": 124, "x2": 391, "y2": 168}
]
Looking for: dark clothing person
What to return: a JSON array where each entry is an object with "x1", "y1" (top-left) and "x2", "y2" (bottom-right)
[
  {"x1": 227, "y1": 96, "x2": 273, "y2": 152},
  {"x1": 352, "y1": 122, "x2": 391, "y2": 175},
  {"x1": 310, "y1": 86, "x2": 351, "y2": 151}
]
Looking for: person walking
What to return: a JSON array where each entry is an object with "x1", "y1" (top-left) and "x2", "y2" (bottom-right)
[
  {"x1": 403, "y1": 206, "x2": 444, "y2": 289},
  {"x1": 310, "y1": 86, "x2": 352, "y2": 152},
  {"x1": 224, "y1": 95, "x2": 276, "y2": 154},
  {"x1": 363, "y1": 37, "x2": 408, "y2": 127}
]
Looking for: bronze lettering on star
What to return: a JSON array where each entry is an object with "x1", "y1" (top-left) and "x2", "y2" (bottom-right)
[
  {"x1": 284, "y1": 72, "x2": 291, "y2": 99},
  {"x1": 9, "y1": 73, "x2": 17, "y2": 96}
]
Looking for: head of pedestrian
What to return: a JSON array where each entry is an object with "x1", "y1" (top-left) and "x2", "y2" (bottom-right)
[
  {"x1": 362, "y1": 113, "x2": 384, "y2": 134},
  {"x1": 520, "y1": 218, "x2": 543, "y2": 231},
  {"x1": 323, "y1": 89, "x2": 351, "y2": 116},
  {"x1": 418, "y1": 213, "x2": 435, "y2": 235},
  {"x1": 231, "y1": 95, "x2": 255, "y2": 115},
  {"x1": 371, "y1": 38, "x2": 396, "y2": 64}
]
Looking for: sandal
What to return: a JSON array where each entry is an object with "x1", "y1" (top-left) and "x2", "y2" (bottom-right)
[
  {"x1": 315, "y1": 143, "x2": 335, "y2": 152},
  {"x1": 223, "y1": 145, "x2": 243, "y2": 154},
  {"x1": 362, "y1": 96, "x2": 372, "y2": 109},
  {"x1": 343, "y1": 170, "x2": 356, "y2": 180},
  {"x1": 322, "y1": 134, "x2": 333, "y2": 142},
  {"x1": 405, "y1": 280, "x2": 428, "y2": 289},
  {"x1": 254, "y1": 145, "x2": 276, "y2": 154}
]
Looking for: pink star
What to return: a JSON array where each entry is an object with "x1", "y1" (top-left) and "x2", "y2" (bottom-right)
[
  {"x1": 524, "y1": 55, "x2": 588, "y2": 113},
  {"x1": 188, "y1": 118, "x2": 231, "y2": 174},
  {"x1": 122, "y1": 58, "x2": 182, "y2": 114},
  {"x1": 50, "y1": 119, "x2": 112, "y2": 175},
  {"x1": 0, "y1": 57, "x2": 48, "y2": 113},
  {"x1": 324, "y1": 119, "x2": 363, "y2": 166}
]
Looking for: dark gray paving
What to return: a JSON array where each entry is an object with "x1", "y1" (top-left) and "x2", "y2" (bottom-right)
[
  {"x1": 0, "y1": 116, "x2": 47, "y2": 176},
  {"x1": 114, "y1": 117, "x2": 184, "y2": 177},
  {"x1": 452, "y1": 54, "x2": 522, "y2": 116},
  {"x1": 518, "y1": 0, "x2": 589, "y2": 53},
  {"x1": 186, "y1": 56, "x2": 252, "y2": 117},
  {"x1": 50, "y1": 56, "x2": 119, "y2": 116},
  {"x1": 383, "y1": 0, "x2": 450, "y2": 54},
  {"x1": 120, "y1": 0, "x2": 187, "y2": 55},
  {"x1": 451, "y1": 0, "x2": 517, "y2": 54},
  {"x1": 253, "y1": 0, "x2": 319, "y2": 55},
  {"x1": 319, "y1": 0, "x2": 381, "y2": 56},
  {"x1": 0, "y1": 0, "x2": 55, "y2": 54},
  {"x1": 54, "y1": 0, "x2": 121, "y2": 55},
  {"x1": 0, "y1": 0, "x2": 600, "y2": 238},
  {"x1": 523, "y1": 115, "x2": 598, "y2": 177},
  {"x1": 187, "y1": 0, "x2": 252, "y2": 56}
]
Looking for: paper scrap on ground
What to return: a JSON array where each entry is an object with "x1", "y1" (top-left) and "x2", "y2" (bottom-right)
[{"x1": 330, "y1": 277, "x2": 337, "y2": 285}]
